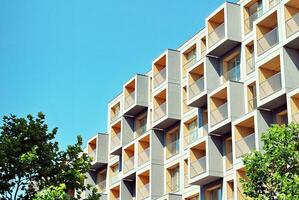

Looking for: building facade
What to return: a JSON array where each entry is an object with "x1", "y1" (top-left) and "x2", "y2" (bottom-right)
[{"x1": 84, "y1": 0, "x2": 299, "y2": 199}]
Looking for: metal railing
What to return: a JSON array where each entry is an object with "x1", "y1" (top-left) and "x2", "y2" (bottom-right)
[
  {"x1": 244, "y1": 11, "x2": 259, "y2": 33},
  {"x1": 166, "y1": 179, "x2": 180, "y2": 193},
  {"x1": 189, "y1": 76, "x2": 205, "y2": 100},
  {"x1": 246, "y1": 55, "x2": 255, "y2": 75},
  {"x1": 190, "y1": 156, "x2": 206, "y2": 178},
  {"x1": 97, "y1": 180, "x2": 106, "y2": 192},
  {"x1": 286, "y1": 12, "x2": 299, "y2": 38},
  {"x1": 166, "y1": 139, "x2": 179, "y2": 159},
  {"x1": 123, "y1": 156, "x2": 135, "y2": 173},
  {"x1": 138, "y1": 183, "x2": 150, "y2": 200},
  {"x1": 138, "y1": 148, "x2": 150, "y2": 166},
  {"x1": 153, "y1": 102, "x2": 166, "y2": 122},
  {"x1": 210, "y1": 102, "x2": 228, "y2": 126},
  {"x1": 235, "y1": 133, "x2": 255, "y2": 158},
  {"x1": 110, "y1": 172, "x2": 120, "y2": 185},
  {"x1": 259, "y1": 72, "x2": 281, "y2": 100},
  {"x1": 111, "y1": 111, "x2": 121, "y2": 124},
  {"x1": 269, "y1": 0, "x2": 281, "y2": 9},
  {"x1": 153, "y1": 68, "x2": 166, "y2": 88},
  {"x1": 292, "y1": 112, "x2": 299, "y2": 124},
  {"x1": 208, "y1": 23, "x2": 225, "y2": 48},
  {"x1": 111, "y1": 133, "x2": 121, "y2": 150},
  {"x1": 226, "y1": 152, "x2": 233, "y2": 170},
  {"x1": 248, "y1": 96, "x2": 257, "y2": 111},
  {"x1": 125, "y1": 91, "x2": 135, "y2": 109},
  {"x1": 257, "y1": 27, "x2": 279, "y2": 56}
]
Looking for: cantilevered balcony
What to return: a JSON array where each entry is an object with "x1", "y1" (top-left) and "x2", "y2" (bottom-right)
[
  {"x1": 286, "y1": 10, "x2": 299, "y2": 38},
  {"x1": 87, "y1": 133, "x2": 108, "y2": 170},
  {"x1": 256, "y1": 12, "x2": 279, "y2": 56},
  {"x1": 153, "y1": 90, "x2": 167, "y2": 123},
  {"x1": 243, "y1": 0, "x2": 263, "y2": 35},
  {"x1": 138, "y1": 135, "x2": 150, "y2": 167},
  {"x1": 110, "y1": 102, "x2": 121, "y2": 125},
  {"x1": 206, "y1": 2, "x2": 241, "y2": 56},
  {"x1": 137, "y1": 171, "x2": 150, "y2": 200},
  {"x1": 123, "y1": 144, "x2": 135, "y2": 176},
  {"x1": 110, "y1": 121, "x2": 122, "y2": 154},
  {"x1": 210, "y1": 101, "x2": 228, "y2": 126},
  {"x1": 289, "y1": 92, "x2": 299, "y2": 123},
  {"x1": 184, "y1": 116, "x2": 208, "y2": 149},
  {"x1": 284, "y1": 0, "x2": 299, "y2": 48}
]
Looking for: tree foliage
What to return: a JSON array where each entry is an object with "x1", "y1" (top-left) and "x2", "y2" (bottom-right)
[
  {"x1": 0, "y1": 113, "x2": 100, "y2": 200},
  {"x1": 242, "y1": 123, "x2": 299, "y2": 200}
]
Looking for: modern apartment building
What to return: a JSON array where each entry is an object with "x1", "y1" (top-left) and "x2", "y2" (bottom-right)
[{"x1": 83, "y1": 0, "x2": 299, "y2": 199}]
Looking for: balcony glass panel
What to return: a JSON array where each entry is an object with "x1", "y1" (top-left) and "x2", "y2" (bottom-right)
[
  {"x1": 138, "y1": 183, "x2": 149, "y2": 200},
  {"x1": 209, "y1": 23, "x2": 225, "y2": 48},
  {"x1": 136, "y1": 118, "x2": 147, "y2": 138},
  {"x1": 167, "y1": 169, "x2": 180, "y2": 193},
  {"x1": 166, "y1": 139, "x2": 179, "y2": 159},
  {"x1": 245, "y1": 11, "x2": 259, "y2": 33},
  {"x1": 189, "y1": 76, "x2": 205, "y2": 99},
  {"x1": 211, "y1": 102, "x2": 228, "y2": 126},
  {"x1": 293, "y1": 112, "x2": 299, "y2": 123},
  {"x1": 111, "y1": 133, "x2": 121, "y2": 150},
  {"x1": 183, "y1": 98, "x2": 191, "y2": 114},
  {"x1": 259, "y1": 72, "x2": 281, "y2": 99},
  {"x1": 154, "y1": 102, "x2": 166, "y2": 122},
  {"x1": 248, "y1": 96, "x2": 257, "y2": 111},
  {"x1": 246, "y1": 54, "x2": 255, "y2": 75},
  {"x1": 286, "y1": 12, "x2": 299, "y2": 38},
  {"x1": 153, "y1": 68, "x2": 166, "y2": 88},
  {"x1": 123, "y1": 156, "x2": 135, "y2": 173},
  {"x1": 183, "y1": 55, "x2": 197, "y2": 74},
  {"x1": 138, "y1": 148, "x2": 150, "y2": 166},
  {"x1": 125, "y1": 91, "x2": 135, "y2": 109},
  {"x1": 269, "y1": 0, "x2": 281, "y2": 9},
  {"x1": 111, "y1": 109, "x2": 121, "y2": 124},
  {"x1": 257, "y1": 27, "x2": 279, "y2": 55},
  {"x1": 190, "y1": 156, "x2": 206, "y2": 178},
  {"x1": 110, "y1": 172, "x2": 120, "y2": 185},
  {"x1": 235, "y1": 133, "x2": 255, "y2": 158},
  {"x1": 226, "y1": 58, "x2": 241, "y2": 81}
]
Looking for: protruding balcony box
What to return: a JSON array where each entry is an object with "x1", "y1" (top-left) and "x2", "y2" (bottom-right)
[
  {"x1": 110, "y1": 121, "x2": 122, "y2": 155},
  {"x1": 166, "y1": 164, "x2": 180, "y2": 194},
  {"x1": 284, "y1": 0, "x2": 299, "y2": 48},
  {"x1": 152, "y1": 49, "x2": 181, "y2": 91},
  {"x1": 206, "y1": 2, "x2": 242, "y2": 57},
  {"x1": 87, "y1": 133, "x2": 108, "y2": 170},
  {"x1": 152, "y1": 84, "x2": 181, "y2": 129},
  {"x1": 287, "y1": 88, "x2": 299, "y2": 123},
  {"x1": 123, "y1": 74, "x2": 149, "y2": 116},
  {"x1": 243, "y1": 0, "x2": 263, "y2": 36},
  {"x1": 208, "y1": 81, "x2": 245, "y2": 134},
  {"x1": 110, "y1": 101, "x2": 122, "y2": 125},
  {"x1": 189, "y1": 136, "x2": 223, "y2": 186},
  {"x1": 122, "y1": 143, "x2": 136, "y2": 178},
  {"x1": 109, "y1": 185, "x2": 120, "y2": 200},
  {"x1": 187, "y1": 60, "x2": 207, "y2": 107},
  {"x1": 255, "y1": 11, "x2": 279, "y2": 57},
  {"x1": 137, "y1": 171, "x2": 150, "y2": 200}
]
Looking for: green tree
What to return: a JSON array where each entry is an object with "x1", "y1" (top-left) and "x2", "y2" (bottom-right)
[
  {"x1": 241, "y1": 123, "x2": 299, "y2": 200},
  {"x1": 0, "y1": 113, "x2": 100, "y2": 200}
]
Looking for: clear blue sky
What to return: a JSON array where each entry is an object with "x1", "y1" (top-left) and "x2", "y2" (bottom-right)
[{"x1": 0, "y1": 0, "x2": 236, "y2": 149}]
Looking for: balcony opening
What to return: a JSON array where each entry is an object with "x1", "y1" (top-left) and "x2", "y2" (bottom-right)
[
  {"x1": 290, "y1": 93, "x2": 299, "y2": 123},
  {"x1": 110, "y1": 185, "x2": 120, "y2": 200},
  {"x1": 184, "y1": 159, "x2": 190, "y2": 188},
  {"x1": 123, "y1": 144, "x2": 135, "y2": 174},
  {"x1": 183, "y1": 86, "x2": 191, "y2": 114},
  {"x1": 153, "y1": 55, "x2": 167, "y2": 88},
  {"x1": 256, "y1": 12, "x2": 279, "y2": 56},
  {"x1": 183, "y1": 116, "x2": 198, "y2": 149},
  {"x1": 204, "y1": 183, "x2": 222, "y2": 200},
  {"x1": 109, "y1": 163, "x2": 120, "y2": 186},
  {"x1": 235, "y1": 117, "x2": 255, "y2": 159},
  {"x1": 96, "y1": 169, "x2": 107, "y2": 193},
  {"x1": 124, "y1": 79, "x2": 136, "y2": 110},
  {"x1": 285, "y1": 0, "x2": 299, "y2": 38},
  {"x1": 190, "y1": 141, "x2": 206, "y2": 178},
  {"x1": 165, "y1": 126, "x2": 180, "y2": 159},
  {"x1": 201, "y1": 36, "x2": 207, "y2": 57},
  {"x1": 225, "y1": 137, "x2": 233, "y2": 171},
  {"x1": 153, "y1": 89, "x2": 167, "y2": 122},
  {"x1": 138, "y1": 135, "x2": 150, "y2": 167},
  {"x1": 88, "y1": 138, "x2": 97, "y2": 162},
  {"x1": 237, "y1": 168, "x2": 248, "y2": 200},
  {"x1": 226, "y1": 180, "x2": 234, "y2": 200},
  {"x1": 137, "y1": 170, "x2": 150, "y2": 200},
  {"x1": 182, "y1": 44, "x2": 197, "y2": 78},
  {"x1": 111, "y1": 102, "x2": 121, "y2": 124},
  {"x1": 188, "y1": 62, "x2": 205, "y2": 100},
  {"x1": 111, "y1": 121, "x2": 121, "y2": 150},
  {"x1": 275, "y1": 109, "x2": 288, "y2": 125},
  {"x1": 247, "y1": 82, "x2": 257, "y2": 112},
  {"x1": 223, "y1": 51, "x2": 241, "y2": 82},
  {"x1": 258, "y1": 55, "x2": 282, "y2": 100},
  {"x1": 244, "y1": 0, "x2": 263, "y2": 35},
  {"x1": 166, "y1": 164, "x2": 180, "y2": 193},
  {"x1": 201, "y1": 108, "x2": 209, "y2": 135},
  {"x1": 210, "y1": 88, "x2": 228, "y2": 126},
  {"x1": 245, "y1": 41, "x2": 255, "y2": 75},
  {"x1": 135, "y1": 112, "x2": 147, "y2": 138},
  {"x1": 208, "y1": 8, "x2": 225, "y2": 48}
]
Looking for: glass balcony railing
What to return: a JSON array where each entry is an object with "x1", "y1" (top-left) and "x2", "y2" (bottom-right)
[
  {"x1": 189, "y1": 77, "x2": 205, "y2": 99},
  {"x1": 225, "y1": 62, "x2": 241, "y2": 82},
  {"x1": 166, "y1": 139, "x2": 179, "y2": 159},
  {"x1": 208, "y1": 23, "x2": 225, "y2": 48},
  {"x1": 125, "y1": 91, "x2": 135, "y2": 109},
  {"x1": 184, "y1": 125, "x2": 208, "y2": 149},
  {"x1": 259, "y1": 72, "x2": 281, "y2": 100},
  {"x1": 226, "y1": 152, "x2": 233, "y2": 170},
  {"x1": 269, "y1": 0, "x2": 281, "y2": 9},
  {"x1": 244, "y1": 11, "x2": 259, "y2": 33},
  {"x1": 235, "y1": 133, "x2": 255, "y2": 158},
  {"x1": 246, "y1": 55, "x2": 255, "y2": 75},
  {"x1": 201, "y1": 49, "x2": 206, "y2": 57},
  {"x1": 97, "y1": 180, "x2": 106, "y2": 192},
  {"x1": 136, "y1": 123, "x2": 147, "y2": 138},
  {"x1": 248, "y1": 96, "x2": 257, "y2": 111},
  {"x1": 153, "y1": 102, "x2": 166, "y2": 122},
  {"x1": 111, "y1": 133, "x2": 121, "y2": 150},
  {"x1": 153, "y1": 68, "x2": 166, "y2": 88},
  {"x1": 292, "y1": 112, "x2": 299, "y2": 123},
  {"x1": 110, "y1": 172, "x2": 120, "y2": 185},
  {"x1": 286, "y1": 12, "x2": 299, "y2": 38},
  {"x1": 190, "y1": 156, "x2": 206, "y2": 178},
  {"x1": 183, "y1": 56, "x2": 197, "y2": 71},
  {"x1": 123, "y1": 156, "x2": 135, "y2": 173},
  {"x1": 138, "y1": 148, "x2": 150, "y2": 166},
  {"x1": 166, "y1": 179, "x2": 180, "y2": 193},
  {"x1": 211, "y1": 102, "x2": 228, "y2": 126},
  {"x1": 138, "y1": 183, "x2": 150, "y2": 200},
  {"x1": 89, "y1": 149, "x2": 96, "y2": 162},
  {"x1": 111, "y1": 111, "x2": 121, "y2": 124},
  {"x1": 257, "y1": 27, "x2": 279, "y2": 56}
]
